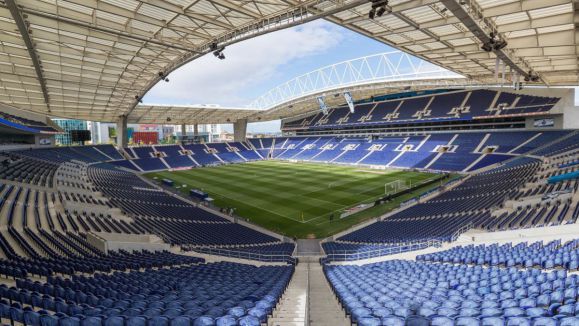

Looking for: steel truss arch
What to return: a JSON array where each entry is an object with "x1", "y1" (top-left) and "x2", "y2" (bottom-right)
[{"x1": 250, "y1": 51, "x2": 463, "y2": 111}]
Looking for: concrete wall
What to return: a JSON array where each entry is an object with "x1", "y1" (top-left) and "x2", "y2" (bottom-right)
[{"x1": 89, "y1": 232, "x2": 170, "y2": 253}]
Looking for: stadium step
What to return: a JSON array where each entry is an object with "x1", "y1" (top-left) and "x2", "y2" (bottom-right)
[
  {"x1": 307, "y1": 263, "x2": 350, "y2": 326},
  {"x1": 269, "y1": 263, "x2": 308, "y2": 325},
  {"x1": 270, "y1": 261, "x2": 350, "y2": 326}
]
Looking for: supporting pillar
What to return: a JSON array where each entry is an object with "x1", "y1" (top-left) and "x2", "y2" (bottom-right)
[
  {"x1": 233, "y1": 119, "x2": 248, "y2": 142},
  {"x1": 116, "y1": 115, "x2": 128, "y2": 149},
  {"x1": 180, "y1": 124, "x2": 186, "y2": 144},
  {"x1": 193, "y1": 124, "x2": 199, "y2": 139}
]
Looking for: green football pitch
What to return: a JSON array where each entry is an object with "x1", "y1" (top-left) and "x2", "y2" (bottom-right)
[{"x1": 145, "y1": 161, "x2": 443, "y2": 239}]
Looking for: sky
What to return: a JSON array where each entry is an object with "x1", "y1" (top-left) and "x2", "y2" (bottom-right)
[{"x1": 144, "y1": 20, "x2": 394, "y2": 133}]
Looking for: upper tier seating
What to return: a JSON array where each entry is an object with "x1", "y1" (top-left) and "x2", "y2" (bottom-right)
[
  {"x1": 285, "y1": 89, "x2": 560, "y2": 130},
  {"x1": 13, "y1": 145, "x2": 123, "y2": 164},
  {"x1": 0, "y1": 112, "x2": 59, "y2": 133}
]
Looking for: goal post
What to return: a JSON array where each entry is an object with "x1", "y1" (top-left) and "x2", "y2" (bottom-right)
[{"x1": 384, "y1": 179, "x2": 410, "y2": 195}]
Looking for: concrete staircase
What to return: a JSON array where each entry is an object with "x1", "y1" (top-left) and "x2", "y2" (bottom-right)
[
  {"x1": 269, "y1": 263, "x2": 308, "y2": 326},
  {"x1": 269, "y1": 259, "x2": 350, "y2": 326},
  {"x1": 308, "y1": 262, "x2": 350, "y2": 326}
]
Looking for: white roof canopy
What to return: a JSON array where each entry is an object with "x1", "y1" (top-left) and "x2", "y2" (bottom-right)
[{"x1": 0, "y1": 0, "x2": 576, "y2": 124}]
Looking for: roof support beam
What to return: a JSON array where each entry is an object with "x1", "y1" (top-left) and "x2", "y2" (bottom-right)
[
  {"x1": 8, "y1": 6, "x2": 197, "y2": 53},
  {"x1": 439, "y1": 0, "x2": 535, "y2": 81},
  {"x1": 4, "y1": 0, "x2": 50, "y2": 111}
]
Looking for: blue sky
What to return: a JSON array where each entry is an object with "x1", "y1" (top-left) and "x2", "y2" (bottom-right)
[{"x1": 145, "y1": 20, "x2": 394, "y2": 132}]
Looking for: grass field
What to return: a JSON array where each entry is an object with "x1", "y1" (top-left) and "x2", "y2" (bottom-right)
[{"x1": 145, "y1": 161, "x2": 444, "y2": 239}]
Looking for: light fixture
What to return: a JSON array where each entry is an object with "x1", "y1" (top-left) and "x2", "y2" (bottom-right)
[
  {"x1": 158, "y1": 71, "x2": 169, "y2": 82},
  {"x1": 493, "y1": 40, "x2": 507, "y2": 50},
  {"x1": 481, "y1": 43, "x2": 493, "y2": 52},
  {"x1": 368, "y1": 0, "x2": 388, "y2": 20},
  {"x1": 376, "y1": 6, "x2": 386, "y2": 17},
  {"x1": 212, "y1": 46, "x2": 226, "y2": 60}
]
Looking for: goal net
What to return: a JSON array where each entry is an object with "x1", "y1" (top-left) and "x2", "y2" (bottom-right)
[{"x1": 384, "y1": 179, "x2": 410, "y2": 195}]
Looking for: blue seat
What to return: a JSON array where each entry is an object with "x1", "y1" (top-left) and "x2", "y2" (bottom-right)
[
  {"x1": 170, "y1": 316, "x2": 191, "y2": 326},
  {"x1": 506, "y1": 317, "x2": 530, "y2": 326},
  {"x1": 531, "y1": 317, "x2": 557, "y2": 326},
  {"x1": 380, "y1": 316, "x2": 405, "y2": 326},
  {"x1": 525, "y1": 308, "x2": 547, "y2": 318},
  {"x1": 460, "y1": 308, "x2": 480, "y2": 317},
  {"x1": 456, "y1": 317, "x2": 481, "y2": 326},
  {"x1": 103, "y1": 316, "x2": 124, "y2": 326},
  {"x1": 431, "y1": 316, "x2": 454, "y2": 326},
  {"x1": 559, "y1": 317, "x2": 579, "y2": 326},
  {"x1": 247, "y1": 307, "x2": 267, "y2": 322},
  {"x1": 237, "y1": 315, "x2": 260, "y2": 326},
  {"x1": 557, "y1": 304, "x2": 576, "y2": 316},
  {"x1": 481, "y1": 308, "x2": 502, "y2": 317},
  {"x1": 126, "y1": 316, "x2": 147, "y2": 326},
  {"x1": 192, "y1": 316, "x2": 214, "y2": 326},
  {"x1": 82, "y1": 316, "x2": 102, "y2": 326},
  {"x1": 417, "y1": 307, "x2": 435, "y2": 317},
  {"x1": 24, "y1": 310, "x2": 41, "y2": 326},
  {"x1": 59, "y1": 316, "x2": 81, "y2": 326},
  {"x1": 504, "y1": 308, "x2": 526, "y2": 318},
  {"x1": 406, "y1": 316, "x2": 430, "y2": 326},
  {"x1": 149, "y1": 316, "x2": 170, "y2": 326},
  {"x1": 482, "y1": 317, "x2": 505, "y2": 326},
  {"x1": 371, "y1": 307, "x2": 392, "y2": 318},
  {"x1": 40, "y1": 314, "x2": 59, "y2": 326},
  {"x1": 357, "y1": 317, "x2": 381, "y2": 326},
  {"x1": 214, "y1": 316, "x2": 236, "y2": 326},
  {"x1": 9, "y1": 306, "x2": 24, "y2": 323}
]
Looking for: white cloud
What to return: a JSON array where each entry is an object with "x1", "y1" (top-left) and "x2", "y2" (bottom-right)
[{"x1": 145, "y1": 20, "x2": 344, "y2": 107}]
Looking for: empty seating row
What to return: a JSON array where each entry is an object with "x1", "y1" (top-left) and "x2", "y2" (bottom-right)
[
  {"x1": 417, "y1": 240, "x2": 579, "y2": 271},
  {"x1": 10, "y1": 261, "x2": 293, "y2": 325},
  {"x1": 325, "y1": 258, "x2": 579, "y2": 326}
]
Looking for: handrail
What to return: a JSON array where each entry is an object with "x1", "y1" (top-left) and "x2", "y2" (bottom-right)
[
  {"x1": 191, "y1": 246, "x2": 296, "y2": 264},
  {"x1": 450, "y1": 222, "x2": 474, "y2": 242},
  {"x1": 322, "y1": 239, "x2": 441, "y2": 262},
  {"x1": 305, "y1": 262, "x2": 310, "y2": 326}
]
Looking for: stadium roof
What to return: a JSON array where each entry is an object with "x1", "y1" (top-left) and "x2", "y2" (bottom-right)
[
  {"x1": 0, "y1": 0, "x2": 576, "y2": 124},
  {"x1": 130, "y1": 105, "x2": 262, "y2": 125}
]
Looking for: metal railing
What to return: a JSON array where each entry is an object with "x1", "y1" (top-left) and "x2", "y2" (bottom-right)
[
  {"x1": 450, "y1": 223, "x2": 474, "y2": 242},
  {"x1": 322, "y1": 239, "x2": 441, "y2": 263},
  {"x1": 192, "y1": 247, "x2": 296, "y2": 264}
]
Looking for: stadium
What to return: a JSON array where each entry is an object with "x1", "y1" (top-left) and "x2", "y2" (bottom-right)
[{"x1": 0, "y1": 0, "x2": 578, "y2": 326}]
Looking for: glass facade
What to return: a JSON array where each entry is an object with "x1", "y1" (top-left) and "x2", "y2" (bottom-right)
[{"x1": 52, "y1": 119, "x2": 88, "y2": 145}]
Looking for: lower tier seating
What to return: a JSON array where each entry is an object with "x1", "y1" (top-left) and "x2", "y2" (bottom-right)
[
  {"x1": 417, "y1": 240, "x2": 579, "y2": 270},
  {"x1": 7, "y1": 261, "x2": 293, "y2": 326},
  {"x1": 325, "y1": 257, "x2": 579, "y2": 326}
]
